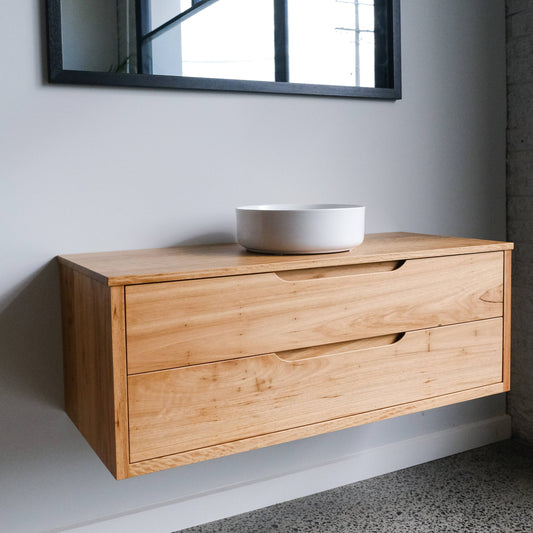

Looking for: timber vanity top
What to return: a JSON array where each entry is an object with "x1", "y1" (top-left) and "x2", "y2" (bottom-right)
[{"x1": 58, "y1": 232, "x2": 513, "y2": 479}]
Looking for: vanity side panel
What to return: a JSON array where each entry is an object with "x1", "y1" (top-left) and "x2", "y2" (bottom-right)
[
  {"x1": 503, "y1": 249, "x2": 512, "y2": 391},
  {"x1": 59, "y1": 265, "x2": 129, "y2": 479}
]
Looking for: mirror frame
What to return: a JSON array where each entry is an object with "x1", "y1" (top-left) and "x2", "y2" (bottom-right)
[{"x1": 46, "y1": 0, "x2": 401, "y2": 99}]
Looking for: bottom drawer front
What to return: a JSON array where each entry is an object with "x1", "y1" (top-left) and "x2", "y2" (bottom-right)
[{"x1": 128, "y1": 318, "x2": 503, "y2": 463}]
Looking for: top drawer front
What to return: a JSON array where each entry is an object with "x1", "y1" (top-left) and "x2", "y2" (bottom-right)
[{"x1": 125, "y1": 252, "x2": 503, "y2": 374}]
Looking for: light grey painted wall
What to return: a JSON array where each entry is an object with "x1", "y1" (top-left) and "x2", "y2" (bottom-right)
[
  {"x1": 0, "y1": 1, "x2": 506, "y2": 531},
  {"x1": 506, "y1": 0, "x2": 533, "y2": 444}
]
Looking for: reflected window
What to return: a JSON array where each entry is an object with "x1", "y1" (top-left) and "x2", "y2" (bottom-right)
[
  {"x1": 60, "y1": 0, "x2": 393, "y2": 90},
  {"x1": 139, "y1": 0, "x2": 383, "y2": 87},
  {"x1": 147, "y1": 0, "x2": 276, "y2": 80}
]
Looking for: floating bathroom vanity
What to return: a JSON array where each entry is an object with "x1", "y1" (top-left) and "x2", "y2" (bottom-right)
[{"x1": 58, "y1": 233, "x2": 513, "y2": 479}]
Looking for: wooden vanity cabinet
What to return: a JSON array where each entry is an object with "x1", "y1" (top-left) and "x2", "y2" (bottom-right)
[{"x1": 58, "y1": 233, "x2": 513, "y2": 479}]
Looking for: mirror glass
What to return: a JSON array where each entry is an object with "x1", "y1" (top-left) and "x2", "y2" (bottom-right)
[{"x1": 48, "y1": 0, "x2": 401, "y2": 99}]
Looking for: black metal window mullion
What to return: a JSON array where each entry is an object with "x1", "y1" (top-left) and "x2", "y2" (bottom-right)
[
  {"x1": 274, "y1": 0, "x2": 289, "y2": 82},
  {"x1": 374, "y1": 0, "x2": 393, "y2": 88},
  {"x1": 135, "y1": 0, "x2": 152, "y2": 74}
]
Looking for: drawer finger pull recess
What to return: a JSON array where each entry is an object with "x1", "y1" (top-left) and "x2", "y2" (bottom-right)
[
  {"x1": 273, "y1": 260, "x2": 406, "y2": 281},
  {"x1": 275, "y1": 332, "x2": 406, "y2": 361}
]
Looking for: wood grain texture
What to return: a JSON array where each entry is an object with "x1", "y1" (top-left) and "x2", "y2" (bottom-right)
[
  {"x1": 59, "y1": 266, "x2": 129, "y2": 479},
  {"x1": 503, "y1": 250, "x2": 512, "y2": 391},
  {"x1": 126, "y1": 252, "x2": 504, "y2": 373},
  {"x1": 57, "y1": 233, "x2": 513, "y2": 479},
  {"x1": 127, "y1": 381, "x2": 506, "y2": 477},
  {"x1": 109, "y1": 286, "x2": 129, "y2": 479},
  {"x1": 57, "y1": 232, "x2": 514, "y2": 286},
  {"x1": 128, "y1": 319, "x2": 503, "y2": 463}
]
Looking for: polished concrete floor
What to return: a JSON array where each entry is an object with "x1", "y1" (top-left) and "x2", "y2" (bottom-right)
[{"x1": 178, "y1": 439, "x2": 533, "y2": 532}]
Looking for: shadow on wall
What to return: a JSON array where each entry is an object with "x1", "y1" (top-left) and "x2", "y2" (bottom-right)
[
  {"x1": 172, "y1": 232, "x2": 237, "y2": 247},
  {"x1": 0, "y1": 260, "x2": 64, "y2": 410},
  {"x1": 0, "y1": 232, "x2": 236, "y2": 416}
]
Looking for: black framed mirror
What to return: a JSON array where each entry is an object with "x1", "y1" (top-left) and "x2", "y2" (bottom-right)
[{"x1": 46, "y1": 0, "x2": 401, "y2": 99}]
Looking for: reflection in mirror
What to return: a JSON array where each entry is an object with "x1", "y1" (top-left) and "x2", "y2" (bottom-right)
[
  {"x1": 149, "y1": 0, "x2": 276, "y2": 81},
  {"x1": 288, "y1": 0, "x2": 375, "y2": 86},
  {"x1": 49, "y1": 0, "x2": 401, "y2": 98}
]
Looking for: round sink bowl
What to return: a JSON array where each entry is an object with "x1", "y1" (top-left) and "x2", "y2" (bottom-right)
[{"x1": 235, "y1": 204, "x2": 365, "y2": 255}]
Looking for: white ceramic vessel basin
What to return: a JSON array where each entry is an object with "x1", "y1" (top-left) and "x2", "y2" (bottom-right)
[{"x1": 236, "y1": 204, "x2": 365, "y2": 254}]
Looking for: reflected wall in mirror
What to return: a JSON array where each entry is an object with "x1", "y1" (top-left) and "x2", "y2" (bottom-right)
[{"x1": 47, "y1": 0, "x2": 401, "y2": 99}]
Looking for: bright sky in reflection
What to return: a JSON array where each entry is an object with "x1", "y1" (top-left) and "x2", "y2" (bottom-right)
[{"x1": 149, "y1": 0, "x2": 376, "y2": 88}]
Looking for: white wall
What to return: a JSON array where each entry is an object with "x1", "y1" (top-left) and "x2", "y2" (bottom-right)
[{"x1": 0, "y1": 1, "x2": 507, "y2": 532}]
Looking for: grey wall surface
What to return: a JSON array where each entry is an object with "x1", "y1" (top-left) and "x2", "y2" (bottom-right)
[
  {"x1": 0, "y1": 1, "x2": 507, "y2": 532},
  {"x1": 507, "y1": 0, "x2": 533, "y2": 444}
]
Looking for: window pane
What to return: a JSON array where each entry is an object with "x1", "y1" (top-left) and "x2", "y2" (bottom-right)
[
  {"x1": 149, "y1": 0, "x2": 191, "y2": 31},
  {"x1": 150, "y1": 0, "x2": 275, "y2": 81},
  {"x1": 287, "y1": 0, "x2": 376, "y2": 88}
]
